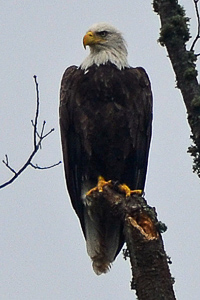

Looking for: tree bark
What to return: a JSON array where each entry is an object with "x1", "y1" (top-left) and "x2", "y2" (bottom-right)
[
  {"x1": 124, "y1": 212, "x2": 175, "y2": 300},
  {"x1": 153, "y1": 0, "x2": 200, "y2": 177},
  {"x1": 89, "y1": 183, "x2": 176, "y2": 299}
]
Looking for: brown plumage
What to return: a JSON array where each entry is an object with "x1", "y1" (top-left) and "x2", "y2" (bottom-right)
[{"x1": 59, "y1": 23, "x2": 152, "y2": 274}]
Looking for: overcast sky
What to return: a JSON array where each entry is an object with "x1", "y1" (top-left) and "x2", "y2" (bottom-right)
[{"x1": 0, "y1": 1, "x2": 200, "y2": 299}]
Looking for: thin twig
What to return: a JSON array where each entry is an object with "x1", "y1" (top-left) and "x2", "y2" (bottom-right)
[
  {"x1": 41, "y1": 128, "x2": 55, "y2": 139},
  {"x1": 40, "y1": 120, "x2": 46, "y2": 138},
  {"x1": 0, "y1": 75, "x2": 61, "y2": 189},
  {"x1": 31, "y1": 119, "x2": 41, "y2": 139},
  {"x1": 30, "y1": 161, "x2": 61, "y2": 170},
  {"x1": 33, "y1": 75, "x2": 40, "y2": 149},
  {"x1": 190, "y1": 0, "x2": 200, "y2": 52},
  {"x1": 2, "y1": 155, "x2": 17, "y2": 175}
]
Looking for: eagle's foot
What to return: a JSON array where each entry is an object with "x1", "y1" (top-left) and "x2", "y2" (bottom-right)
[
  {"x1": 86, "y1": 176, "x2": 112, "y2": 196},
  {"x1": 97, "y1": 176, "x2": 112, "y2": 192},
  {"x1": 119, "y1": 183, "x2": 142, "y2": 197}
]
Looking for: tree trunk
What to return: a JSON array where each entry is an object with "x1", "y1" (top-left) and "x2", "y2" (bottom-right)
[{"x1": 153, "y1": 0, "x2": 200, "y2": 177}]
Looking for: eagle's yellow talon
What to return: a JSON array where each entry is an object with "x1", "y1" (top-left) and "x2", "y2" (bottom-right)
[
  {"x1": 119, "y1": 184, "x2": 131, "y2": 197},
  {"x1": 86, "y1": 176, "x2": 112, "y2": 195},
  {"x1": 130, "y1": 189, "x2": 143, "y2": 196},
  {"x1": 86, "y1": 187, "x2": 98, "y2": 196},
  {"x1": 97, "y1": 176, "x2": 106, "y2": 192},
  {"x1": 119, "y1": 184, "x2": 142, "y2": 197}
]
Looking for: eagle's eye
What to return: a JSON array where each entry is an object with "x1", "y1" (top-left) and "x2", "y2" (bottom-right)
[{"x1": 98, "y1": 30, "x2": 108, "y2": 37}]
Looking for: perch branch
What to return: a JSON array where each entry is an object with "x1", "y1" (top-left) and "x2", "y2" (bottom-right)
[{"x1": 87, "y1": 182, "x2": 175, "y2": 300}]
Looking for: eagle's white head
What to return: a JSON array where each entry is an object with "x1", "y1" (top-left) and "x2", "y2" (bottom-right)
[{"x1": 81, "y1": 23, "x2": 129, "y2": 70}]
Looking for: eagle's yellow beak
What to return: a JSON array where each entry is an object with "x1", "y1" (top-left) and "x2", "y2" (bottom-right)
[{"x1": 83, "y1": 31, "x2": 96, "y2": 49}]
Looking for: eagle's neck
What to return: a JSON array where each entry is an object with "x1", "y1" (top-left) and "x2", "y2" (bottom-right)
[{"x1": 80, "y1": 46, "x2": 129, "y2": 70}]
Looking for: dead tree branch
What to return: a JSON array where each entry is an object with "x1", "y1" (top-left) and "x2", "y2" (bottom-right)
[
  {"x1": 87, "y1": 183, "x2": 175, "y2": 300},
  {"x1": 0, "y1": 75, "x2": 61, "y2": 189},
  {"x1": 153, "y1": 0, "x2": 200, "y2": 177}
]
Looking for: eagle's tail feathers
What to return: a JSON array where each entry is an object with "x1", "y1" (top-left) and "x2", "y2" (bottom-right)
[
  {"x1": 84, "y1": 208, "x2": 122, "y2": 275},
  {"x1": 92, "y1": 255, "x2": 111, "y2": 275}
]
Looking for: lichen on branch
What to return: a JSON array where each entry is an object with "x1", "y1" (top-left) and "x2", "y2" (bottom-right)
[{"x1": 153, "y1": 0, "x2": 200, "y2": 177}]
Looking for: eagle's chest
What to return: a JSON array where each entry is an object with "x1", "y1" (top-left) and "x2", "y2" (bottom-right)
[
  {"x1": 75, "y1": 96, "x2": 128, "y2": 133},
  {"x1": 73, "y1": 95, "x2": 131, "y2": 160},
  {"x1": 72, "y1": 68, "x2": 133, "y2": 155}
]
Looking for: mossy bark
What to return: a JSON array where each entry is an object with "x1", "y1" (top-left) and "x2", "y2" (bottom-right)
[{"x1": 153, "y1": 0, "x2": 200, "y2": 176}]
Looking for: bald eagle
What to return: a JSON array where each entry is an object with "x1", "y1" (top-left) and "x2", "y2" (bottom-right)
[{"x1": 59, "y1": 23, "x2": 152, "y2": 275}]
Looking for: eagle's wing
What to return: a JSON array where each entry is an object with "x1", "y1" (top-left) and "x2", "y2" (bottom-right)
[
  {"x1": 59, "y1": 66, "x2": 86, "y2": 234},
  {"x1": 125, "y1": 67, "x2": 152, "y2": 190}
]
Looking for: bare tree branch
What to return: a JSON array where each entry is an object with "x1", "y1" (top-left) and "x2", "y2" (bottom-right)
[
  {"x1": 2, "y1": 155, "x2": 17, "y2": 175},
  {"x1": 0, "y1": 75, "x2": 61, "y2": 189},
  {"x1": 190, "y1": 0, "x2": 200, "y2": 52},
  {"x1": 29, "y1": 161, "x2": 61, "y2": 170},
  {"x1": 33, "y1": 75, "x2": 40, "y2": 149}
]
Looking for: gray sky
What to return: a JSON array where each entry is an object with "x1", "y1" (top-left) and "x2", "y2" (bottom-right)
[{"x1": 0, "y1": 1, "x2": 199, "y2": 299}]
